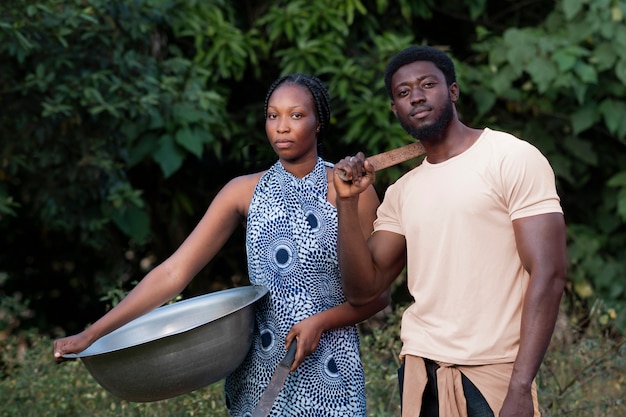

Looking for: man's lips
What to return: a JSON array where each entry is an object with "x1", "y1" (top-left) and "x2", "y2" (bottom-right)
[{"x1": 410, "y1": 107, "x2": 432, "y2": 118}]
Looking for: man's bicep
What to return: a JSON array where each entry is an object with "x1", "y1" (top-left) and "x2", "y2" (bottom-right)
[
  {"x1": 513, "y1": 212, "x2": 567, "y2": 274},
  {"x1": 369, "y1": 230, "x2": 407, "y2": 287}
]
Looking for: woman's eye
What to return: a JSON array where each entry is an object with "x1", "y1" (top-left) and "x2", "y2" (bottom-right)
[
  {"x1": 291, "y1": 113, "x2": 302, "y2": 119},
  {"x1": 267, "y1": 113, "x2": 277, "y2": 120}
]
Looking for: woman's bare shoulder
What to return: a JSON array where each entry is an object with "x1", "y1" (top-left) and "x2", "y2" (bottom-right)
[
  {"x1": 217, "y1": 171, "x2": 266, "y2": 215},
  {"x1": 227, "y1": 171, "x2": 266, "y2": 189}
]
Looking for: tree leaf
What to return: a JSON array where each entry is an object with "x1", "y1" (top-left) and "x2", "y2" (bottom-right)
[
  {"x1": 573, "y1": 61, "x2": 598, "y2": 83},
  {"x1": 607, "y1": 171, "x2": 626, "y2": 187},
  {"x1": 615, "y1": 57, "x2": 626, "y2": 87},
  {"x1": 111, "y1": 205, "x2": 150, "y2": 244},
  {"x1": 153, "y1": 134, "x2": 185, "y2": 178},
  {"x1": 591, "y1": 42, "x2": 617, "y2": 71},
  {"x1": 562, "y1": 0, "x2": 585, "y2": 20},
  {"x1": 562, "y1": 135, "x2": 598, "y2": 166},
  {"x1": 175, "y1": 127, "x2": 203, "y2": 158},
  {"x1": 570, "y1": 105, "x2": 599, "y2": 135},
  {"x1": 617, "y1": 189, "x2": 626, "y2": 222},
  {"x1": 599, "y1": 98, "x2": 626, "y2": 137},
  {"x1": 526, "y1": 56, "x2": 557, "y2": 93},
  {"x1": 552, "y1": 48, "x2": 578, "y2": 72},
  {"x1": 472, "y1": 88, "x2": 496, "y2": 116}
]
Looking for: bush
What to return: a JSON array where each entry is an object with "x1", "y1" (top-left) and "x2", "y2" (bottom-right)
[
  {"x1": 0, "y1": 331, "x2": 227, "y2": 417},
  {"x1": 1, "y1": 298, "x2": 624, "y2": 417}
]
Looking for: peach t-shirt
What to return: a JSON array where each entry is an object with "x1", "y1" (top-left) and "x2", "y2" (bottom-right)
[{"x1": 374, "y1": 128, "x2": 563, "y2": 365}]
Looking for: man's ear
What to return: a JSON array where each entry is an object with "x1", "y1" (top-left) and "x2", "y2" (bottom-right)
[
  {"x1": 390, "y1": 101, "x2": 398, "y2": 116},
  {"x1": 449, "y1": 82, "x2": 460, "y2": 103}
]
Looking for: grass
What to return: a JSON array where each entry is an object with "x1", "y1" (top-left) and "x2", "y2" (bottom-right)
[{"x1": 1, "y1": 299, "x2": 624, "y2": 416}]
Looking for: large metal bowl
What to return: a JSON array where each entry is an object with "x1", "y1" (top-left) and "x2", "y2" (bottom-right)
[{"x1": 64, "y1": 286, "x2": 268, "y2": 402}]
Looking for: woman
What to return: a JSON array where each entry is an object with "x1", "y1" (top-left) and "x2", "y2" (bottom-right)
[{"x1": 54, "y1": 73, "x2": 387, "y2": 416}]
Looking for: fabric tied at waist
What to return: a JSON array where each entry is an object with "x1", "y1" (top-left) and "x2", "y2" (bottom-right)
[{"x1": 400, "y1": 355, "x2": 540, "y2": 417}]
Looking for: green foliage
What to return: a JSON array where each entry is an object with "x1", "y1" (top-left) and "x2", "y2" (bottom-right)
[
  {"x1": 1, "y1": 0, "x2": 626, "y2": 338},
  {"x1": 0, "y1": 300, "x2": 623, "y2": 416},
  {"x1": 538, "y1": 300, "x2": 626, "y2": 416},
  {"x1": 0, "y1": 281, "x2": 33, "y2": 336},
  {"x1": 457, "y1": 0, "x2": 626, "y2": 326},
  {"x1": 358, "y1": 306, "x2": 404, "y2": 417},
  {"x1": 0, "y1": 0, "x2": 234, "y2": 247},
  {"x1": 0, "y1": 331, "x2": 228, "y2": 417}
]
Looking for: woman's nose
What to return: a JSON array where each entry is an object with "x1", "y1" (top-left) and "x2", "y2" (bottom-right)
[{"x1": 276, "y1": 117, "x2": 289, "y2": 132}]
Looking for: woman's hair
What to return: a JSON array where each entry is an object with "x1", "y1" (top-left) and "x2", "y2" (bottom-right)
[
  {"x1": 264, "y1": 73, "x2": 332, "y2": 146},
  {"x1": 384, "y1": 45, "x2": 456, "y2": 99}
]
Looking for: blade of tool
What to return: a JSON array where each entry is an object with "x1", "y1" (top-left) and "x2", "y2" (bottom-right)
[
  {"x1": 336, "y1": 141, "x2": 426, "y2": 181},
  {"x1": 251, "y1": 340, "x2": 298, "y2": 417}
]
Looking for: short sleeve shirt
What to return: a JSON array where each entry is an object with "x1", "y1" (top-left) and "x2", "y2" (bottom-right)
[{"x1": 374, "y1": 128, "x2": 563, "y2": 364}]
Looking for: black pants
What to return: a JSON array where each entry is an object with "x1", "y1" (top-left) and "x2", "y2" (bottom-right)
[{"x1": 398, "y1": 359, "x2": 494, "y2": 417}]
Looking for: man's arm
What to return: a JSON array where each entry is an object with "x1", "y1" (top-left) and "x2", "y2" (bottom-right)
[
  {"x1": 500, "y1": 212, "x2": 568, "y2": 416},
  {"x1": 334, "y1": 155, "x2": 407, "y2": 305}
]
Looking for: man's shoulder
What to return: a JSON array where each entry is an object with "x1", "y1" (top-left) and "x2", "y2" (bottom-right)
[
  {"x1": 482, "y1": 127, "x2": 524, "y2": 145},
  {"x1": 481, "y1": 127, "x2": 544, "y2": 157}
]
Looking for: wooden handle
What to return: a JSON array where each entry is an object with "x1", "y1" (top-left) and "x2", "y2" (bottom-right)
[{"x1": 337, "y1": 141, "x2": 426, "y2": 181}]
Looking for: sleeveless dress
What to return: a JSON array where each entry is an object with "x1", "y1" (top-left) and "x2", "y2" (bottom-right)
[{"x1": 224, "y1": 158, "x2": 366, "y2": 416}]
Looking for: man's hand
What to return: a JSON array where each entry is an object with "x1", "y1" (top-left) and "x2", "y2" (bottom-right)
[
  {"x1": 499, "y1": 382, "x2": 534, "y2": 417},
  {"x1": 333, "y1": 152, "x2": 376, "y2": 199}
]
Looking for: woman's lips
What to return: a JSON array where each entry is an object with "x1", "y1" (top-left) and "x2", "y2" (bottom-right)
[{"x1": 274, "y1": 140, "x2": 293, "y2": 149}]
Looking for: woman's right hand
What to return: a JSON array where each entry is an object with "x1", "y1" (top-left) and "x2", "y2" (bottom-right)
[{"x1": 53, "y1": 332, "x2": 92, "y2": 363}]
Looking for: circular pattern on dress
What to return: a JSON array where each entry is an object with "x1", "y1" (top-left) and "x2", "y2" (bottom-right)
[
  {"x1": 266, "y1": 237, "x2": 297, "y2": 275},
  {"x1": 303, "y1": 202, "x2": 329, "y2": 237},
  {"x1": 259, "y1": 328, "x2": 275, "y2": 353},
  {"x1": 324, "y1": 355, "x2": 339, "y2": 378},
  {"x1": 273, "y1": 244, "x2": 293, "y2": 268},
  {"x1": 306, "y1": 211, "x2": 319, "y2": 231},
  {"x1": 225, "y1": 159, "x2": 366, "y2": 416}
]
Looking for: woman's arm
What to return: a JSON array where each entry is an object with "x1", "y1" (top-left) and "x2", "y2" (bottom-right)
[
  {"x1": 286, "y1": 290, "x2": 390, "y2": 370},
  {"x1": 54, "y1": 174, "x2": 259, "y2": 361}
]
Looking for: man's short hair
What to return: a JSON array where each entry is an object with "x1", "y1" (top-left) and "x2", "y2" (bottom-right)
[{"x1": 384, "y1": 46, "x2": 457, "y2": 99}]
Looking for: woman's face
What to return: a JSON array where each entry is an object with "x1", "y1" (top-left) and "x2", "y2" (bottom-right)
[{"x1": 265, "y1": 83, "x2": 319, "y2": 162}]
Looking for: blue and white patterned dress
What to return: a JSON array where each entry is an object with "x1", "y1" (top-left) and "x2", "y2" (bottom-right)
[{"x1": 224, "y1": 158, "x2": 366, "y2": 416}]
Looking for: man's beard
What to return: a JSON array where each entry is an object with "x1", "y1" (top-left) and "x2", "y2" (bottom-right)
[{"x1": 399, "y1": 97, "x2": 454, "y2": 143}]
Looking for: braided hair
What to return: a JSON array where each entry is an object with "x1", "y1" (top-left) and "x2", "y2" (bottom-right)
[
  {"x1": 264, "y1": 74, "x2": 332, "y2": 152},
  {"x1": 384, "y1": 46, "x2": 456, "y2": 100}
]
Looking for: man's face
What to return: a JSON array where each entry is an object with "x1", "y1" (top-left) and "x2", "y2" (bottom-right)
[{"x1": 390, "y1": 61, "x2": 457, "y2": 143}]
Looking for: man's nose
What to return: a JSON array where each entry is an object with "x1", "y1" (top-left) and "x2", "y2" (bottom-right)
[{"x1": 410, "y1": 88, "x2": 426, "y2": 104}]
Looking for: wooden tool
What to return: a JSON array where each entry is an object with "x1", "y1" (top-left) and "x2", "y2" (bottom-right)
[{"x1": 336, "y1": 141, "x2": 426, "y2": 181}]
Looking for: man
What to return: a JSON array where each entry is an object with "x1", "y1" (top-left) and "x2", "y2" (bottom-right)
[{"x1": 333, "y1": 45, "x2": 567, "y2": 417}]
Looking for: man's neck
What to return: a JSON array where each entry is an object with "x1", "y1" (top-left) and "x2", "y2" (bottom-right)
[{"x1": 422, "y1": 123, "x2": 483, "y2": 164}]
